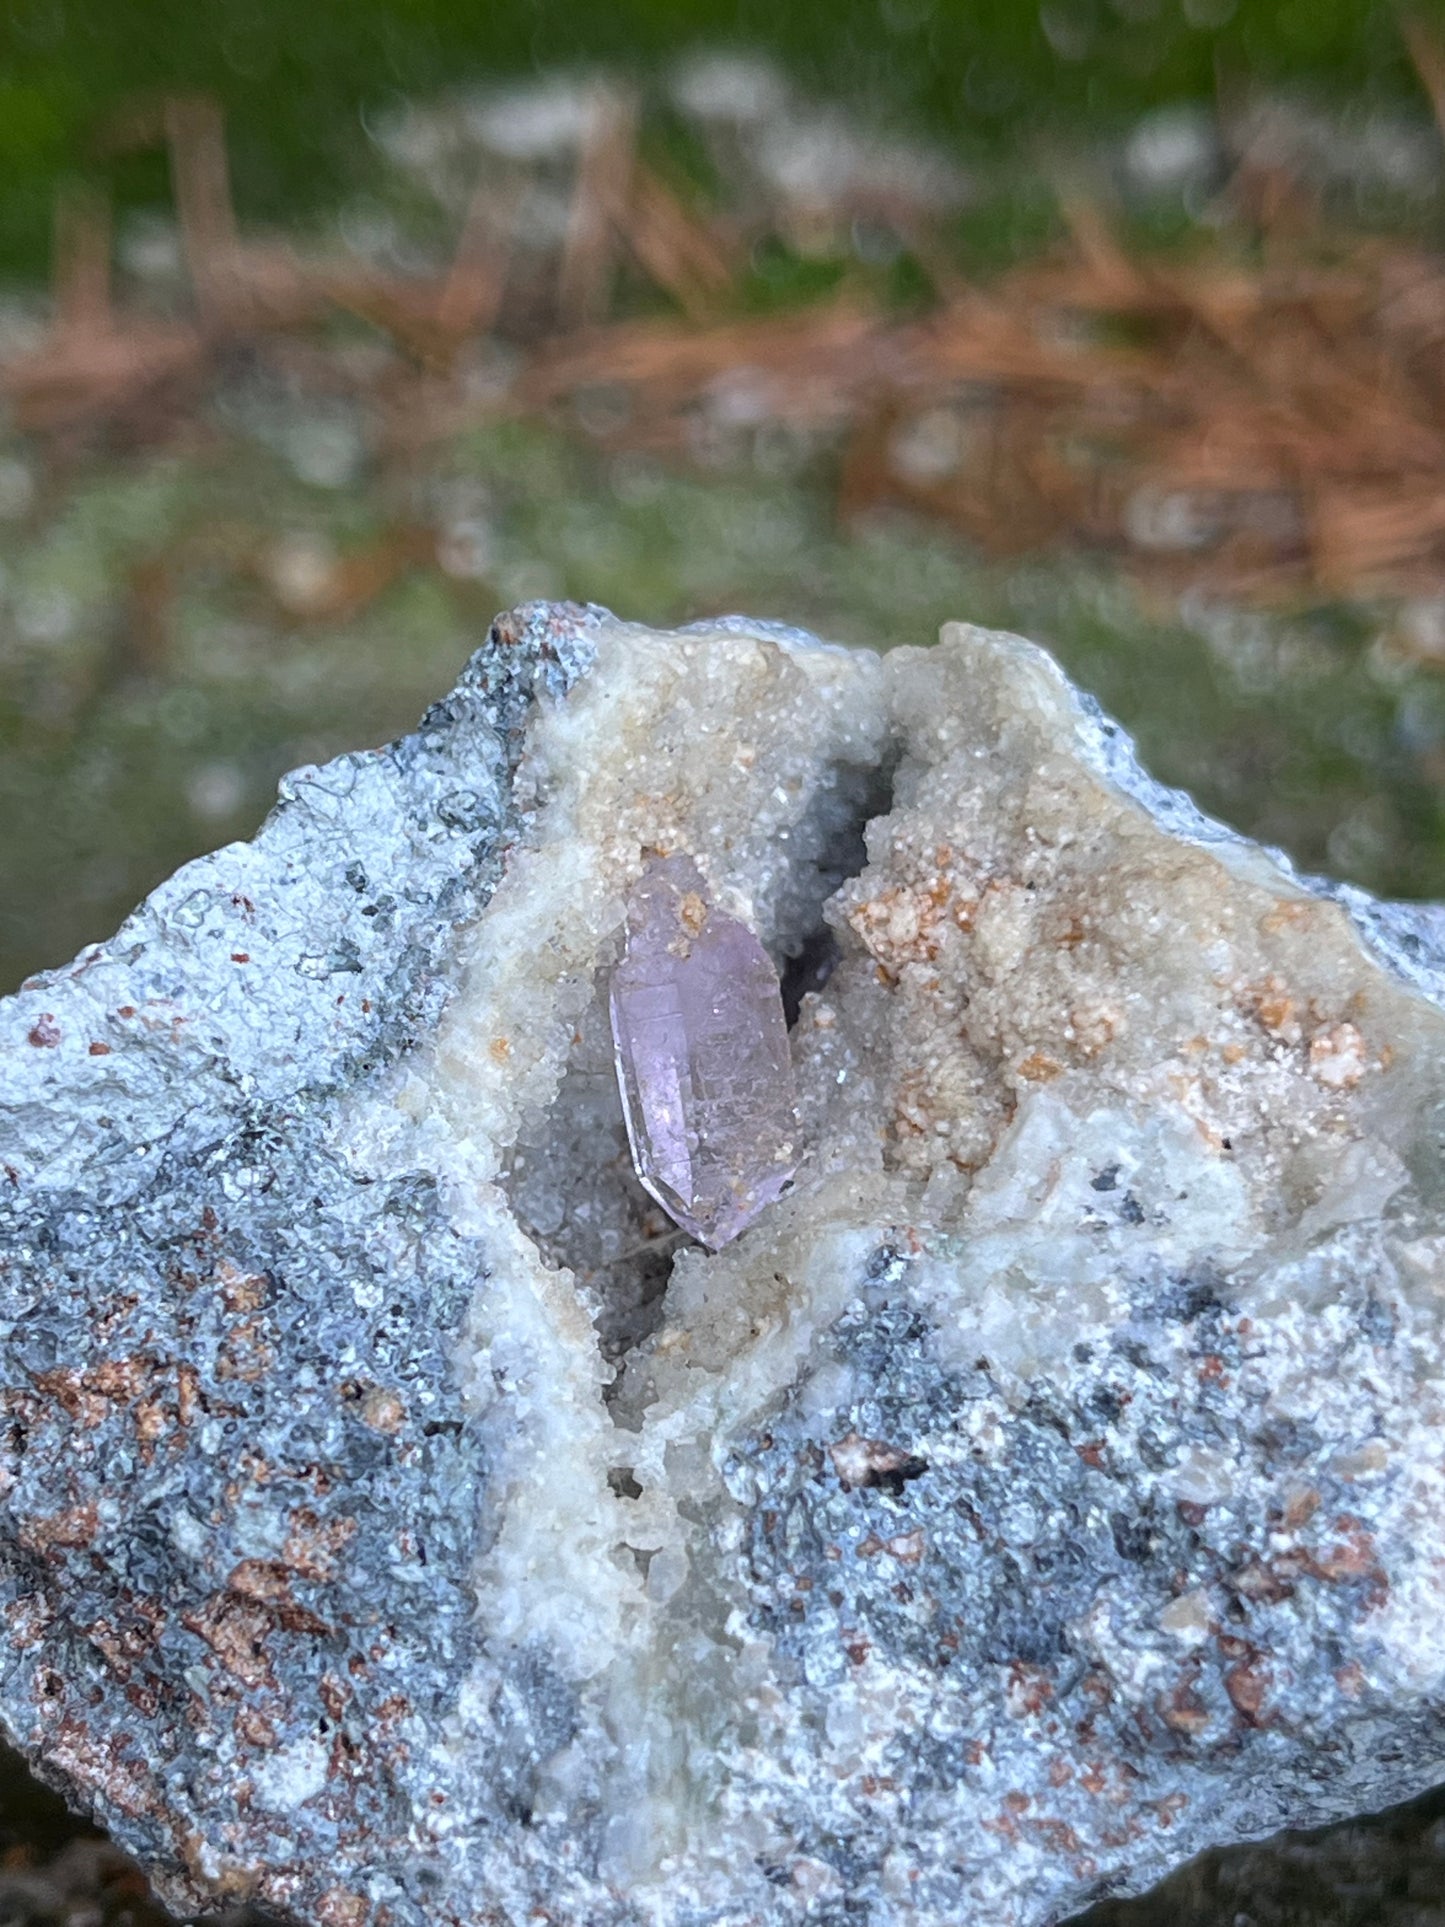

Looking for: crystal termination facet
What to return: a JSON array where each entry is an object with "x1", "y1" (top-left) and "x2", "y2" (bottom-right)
[{"x1": 609, "y1": 853, "x2": 799, "y2": 1249}]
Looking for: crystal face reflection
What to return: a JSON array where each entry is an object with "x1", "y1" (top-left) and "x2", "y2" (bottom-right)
[{"x1": 609, "y1": 853, "x2": 800, "y2": 1249}]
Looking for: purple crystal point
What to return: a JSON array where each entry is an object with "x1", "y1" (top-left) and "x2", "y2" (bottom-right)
[{"x1": 609, "y1": 854, "x2": 800, "y2": 1249}]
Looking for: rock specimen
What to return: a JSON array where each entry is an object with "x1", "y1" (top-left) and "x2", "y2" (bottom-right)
[
  {"x1": 610, "y1": 852, "x2": 799, "y2": 1249},
  {"x1": 3, "y1": 601, "x2": 1445, "y2": 1927}
]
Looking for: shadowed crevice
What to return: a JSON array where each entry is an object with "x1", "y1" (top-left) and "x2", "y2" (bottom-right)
[{"x1": 778, "y1": 748, "x2": 899, "y2": 1027}]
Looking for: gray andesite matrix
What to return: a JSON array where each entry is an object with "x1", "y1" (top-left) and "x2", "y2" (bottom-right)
[{"x1": 3, "y1": 600, "x2": 1445, "y2": 1927}]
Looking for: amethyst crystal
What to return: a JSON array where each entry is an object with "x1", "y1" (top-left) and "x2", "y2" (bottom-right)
[{"x1": 609, "y1": 853, "x2": 800, "y2": 1248}]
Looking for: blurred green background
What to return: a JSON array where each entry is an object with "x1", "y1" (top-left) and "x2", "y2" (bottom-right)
[
  {"x1": 0, "y1": 0, "x2": 1431, "y2": 279},
  {"x1": 6, "y1": 1, "x2": 1445, "y2": 1923}
]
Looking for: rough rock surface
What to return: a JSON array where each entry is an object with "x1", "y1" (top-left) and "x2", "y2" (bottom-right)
[{"x1": 3, "y1": 601, "x2": 1445, "y2": 1927}]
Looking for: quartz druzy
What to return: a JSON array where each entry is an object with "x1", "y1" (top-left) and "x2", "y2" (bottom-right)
[{"x1": 609, "y1": 853, "x2": 799, "y2": 1247}]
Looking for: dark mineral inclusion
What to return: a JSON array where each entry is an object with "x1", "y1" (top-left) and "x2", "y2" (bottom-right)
[{"x1": 609, "y1": 853, "x2": 799, "y2": 1248}]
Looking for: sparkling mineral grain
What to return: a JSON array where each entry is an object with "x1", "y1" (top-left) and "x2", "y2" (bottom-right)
[{"x1": 610, "y1": 853, "x2": 799, "y2": 1248}]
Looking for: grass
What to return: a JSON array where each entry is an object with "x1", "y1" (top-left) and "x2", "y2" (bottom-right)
[{"x1": 0, "y1": 0, "x2": 1441, "y2": 278}]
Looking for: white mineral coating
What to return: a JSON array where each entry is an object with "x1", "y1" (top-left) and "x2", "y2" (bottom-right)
[{"x1": 3, "y1": 601, "x2": 1445, "y2": 1926}]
